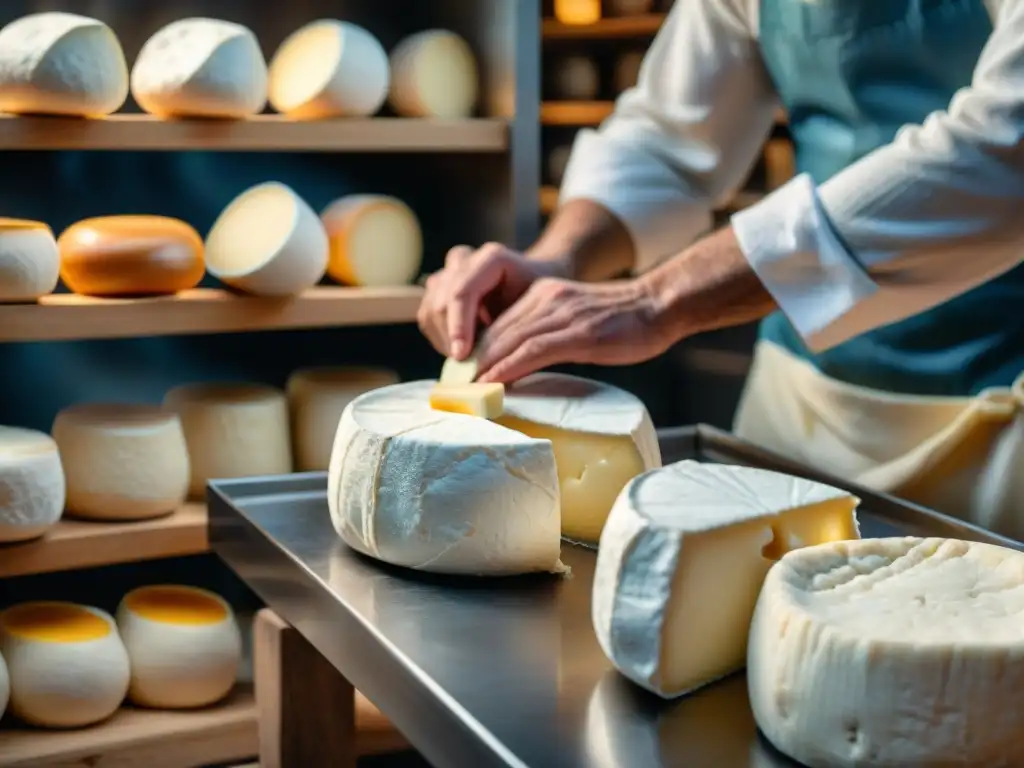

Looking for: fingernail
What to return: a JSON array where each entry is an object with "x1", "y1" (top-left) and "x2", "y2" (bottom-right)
[{"x1": 450, "y1": 340, "x2": 465, "y2": 358}]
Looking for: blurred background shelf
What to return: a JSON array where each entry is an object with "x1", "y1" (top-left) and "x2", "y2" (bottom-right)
[{"x1": 542, "y1": 14, "x2": 667, "y2": 39}]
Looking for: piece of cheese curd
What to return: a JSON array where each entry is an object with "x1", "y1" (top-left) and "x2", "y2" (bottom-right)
[
  {"x1": 429, "y1": 382, "x2": 505, "y2": 419},
  {"x1": 749, "y1": 536, "x2": 1024, "y2": 768}
]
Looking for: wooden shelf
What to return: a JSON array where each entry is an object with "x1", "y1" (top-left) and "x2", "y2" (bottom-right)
[
  {"x1": 0, "y1": 286, "x2": 424, "y2": 343},
  {"x1": 0, "y1": 114, "x2": 508, "y2": 153},
  {"x1": 542, "y1": 14, "x2": 667, "y2": 39},
  {"x1": 542, "y1": 101, "x2": 789, "y2": 127},
  {"x1": 539, "y1": 186, "x2": 764, "y2": 216}
]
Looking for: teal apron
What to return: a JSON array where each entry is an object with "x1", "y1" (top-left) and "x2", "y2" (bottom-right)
[{"x1": 757, "y1": 0, "x2": 1024, "y2": 397}]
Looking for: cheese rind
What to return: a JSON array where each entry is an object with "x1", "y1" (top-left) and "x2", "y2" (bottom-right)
[
  {"x1": 0, "y1": 220, "x2": 60, "y2": 302},
  {"x1": 430, "y1": 383, "x2": 505, "y2": 419},
  {"x1": 389, "y1": 30, "x2": 479, "y2": 118},
  {"x1": 592, "y1": 460, "x2": 860, "y2": 699},
  {"x1": 749, "y1": 537, "x2": 1024, "y2": 767},
  {"x1": 0, "y1": 426, "x2": 65, "y2": 543},
  {"x1": 321, "y1": 195, "x2": 423, "y2": 287}
]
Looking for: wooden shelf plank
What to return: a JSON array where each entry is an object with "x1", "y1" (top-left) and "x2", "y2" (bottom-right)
[
  {"x1": 539, "y1": 186, "x2": 764, "y2": 216},
  {"x1": 542, "y1": 101, "x2": 789, "y2": 127},
  {"x1": 542, "y1": 14, "x2": 667, "y2": 39},
  {"x1": 0, "y1": 286, "x2": 424, "y2": 343},
  {"x1": 0, "y1": 115, "x2": 508, "y2": 153}
]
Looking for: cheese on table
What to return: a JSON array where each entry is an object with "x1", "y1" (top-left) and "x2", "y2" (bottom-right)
[
  {"x1": 117, "y1": 585, "x2": 242, "y2": 709},
  {"x1": 58, "y1": 216, "x2": 205, "y2": 297},
  {"x1": 164, "y1": 382, "x2": 292, "y2": 498},
  {"x1": 592, "y1": 460, "x2": 860, "y2": 699},
  {"x1": 0, "y1": 426, "x2": 65, "y2": 543},
  {"x1": 321, "y1": 195, "x2": 423, "y2": 287},
  {"x1": 268, "y1": 20, "x2": 389, "y2": 119},
  {"x1": 0, "y1": 650, "x2": 8, "y2": 721},
  {"x1": 52, "y1": 404, "x2": 189, "y2": 520},
  {"x1": 749, "y1": 537, "x2": 1024, "y2": 767},
  {"x1": 0, "y1": 219, "x2": 60, "y2": 302},
  {"x1": 430, "y1": 382, "x2": 505, "y2": 419},
  {"x1": 0, "y1": 13, "x2": 128, "y2": 117},
  {"x1": 131, "y1": 18, "x2": 268, "y2": 119},
  {"x1": 389, "y1": 30, "x2": 479, "y2": 119},
  {"x1": 551, "y1": 56, "x2": 600, "y2": 101},
  {"x1": 204, "y1": 182, "x2": 329, "y2": 296},
  {"x1": 0, "y1": 602, "x2": 130, "y2": 728},
  {"x1": 287, "y1": 366, "x2": 399, "y2": 472}
]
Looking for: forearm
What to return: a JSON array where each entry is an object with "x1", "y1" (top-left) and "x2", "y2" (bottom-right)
[{"x1": 525, "y1": 200, "x2": 636, "y2": 282}]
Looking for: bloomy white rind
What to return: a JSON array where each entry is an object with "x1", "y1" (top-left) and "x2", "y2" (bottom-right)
[
  {"x1": 0, "y1": 427, "x2": 65, "y2": 543},
  {"x1": 0, "y1": 225, "x2": 60, "y2": 302},
  {"x1": 389, "y1": 30, "x2": 478, "y2": 118}
]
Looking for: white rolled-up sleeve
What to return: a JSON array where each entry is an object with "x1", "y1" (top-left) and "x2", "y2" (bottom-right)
[
  {"x1": 559, "y1": 0, "x2": 780, "y2": 273},
  {"x1": 733, "y1": 2, "x2": 1024, "y2": 352}
]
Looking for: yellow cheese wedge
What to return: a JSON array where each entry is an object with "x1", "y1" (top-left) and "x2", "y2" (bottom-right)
[{"x1": 430, "y1": 383, "x2": 505, "y2": 419}]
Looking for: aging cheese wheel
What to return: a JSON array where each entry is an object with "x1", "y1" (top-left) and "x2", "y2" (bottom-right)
[
  {"x1": 550, "y1": 56, "x2": 600, "y2": 101},
  {"x1": 321, "y1": 195, "x2": 423, "y2": 287},
  {"x1": 204, "y1": 182, "x2": 328, "y2": 296},
  {"x1": 117, "y1": 585, "x2": 242, "y2": 709},
  {"x1": 268, "y1": 20, "x2": 389, "y2": 119},
  {"x1": 0, "y1": 426, "x2": 65, "y2": 543},
  {"x1": 0, "y1": 13, "x2": 128, "y2": 117},
  {"x1": 58, "y1": 216, "x2": 205, "y2": 297},
  {"x1": 389, "y1": 30, "x2": 479, "y2": 119},
  {"x1": 0, "y1": 602, "x2": 130, "y2": 728},
  {"x1": 554, "y1": 0, "x2": 602, "y2": 25},
  {"x1": 0, "y1": 219, "x2": 60, "y2": 303},
  {"x1": 52, "y1": 404, "x2": 189, "y2": 521},
  {"x1": 131, "y1": 18, "x2": 268, "y2": 119}
]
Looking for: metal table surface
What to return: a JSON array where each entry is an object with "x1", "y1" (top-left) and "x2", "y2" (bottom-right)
[{"x1": 209, "y1": 426, "x2": 1020, "y2": 768}]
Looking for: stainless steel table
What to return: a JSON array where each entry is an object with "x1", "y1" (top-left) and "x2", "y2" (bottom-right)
[{"x1": 209, "y1": 426, "x2": 1018, "y2": 768}]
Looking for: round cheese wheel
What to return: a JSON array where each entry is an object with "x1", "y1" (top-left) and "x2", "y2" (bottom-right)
[
  {"x1": 0, "y1": 13, "x2": 128, "y2": 117},
  {"x1": 0, "y1": 426, "x2": 65, "y2": 543},
  {"x1": 613, "y1": 51, "x2": 645, "y2": 94},
  {"x1": 748, "y1": 537, "x2": 1024, "y2": 767},
  {"x1": 117, "y1": 585, "x2": 242, "y2": 709},
  {"x1": 204, "y1": 182, "x2": 328, "y2": 296},
  {"x1": 547, "y1": 144, "x2": 573, "y2": 187},
  {"x1": 0, "y1": 219, "x2": 60, "y2": 303},
  {"x1": 58, "y1": 216, "x2": 205, "y2": 297},
  {"x1": 550, "y1": 56, "x2": 600, "y2": 101},
  {"x1": 164, "y1": 382, "x2": 292, "y2": 498},
  {"x1": 52, "y1": 404, "x2": 189, "y2": 521},
  {"x1": 131, "y1": 18, "x2": 268, "y2": 119},
  {"x1": 389, "y1": 30, "x2": 478, "y2": 119},
  {"x1": 0, "y1": 602, "x2": 130, "y2": 728},
  {"x1": 321, "y1": 195, "x2": 423, "y2": 287},
  {"x1": 287, "y1": 367, "x2": 399, "y2": 471},
  {"x1": 268, "y1": 20, "x2": 389, "y2": 119}
]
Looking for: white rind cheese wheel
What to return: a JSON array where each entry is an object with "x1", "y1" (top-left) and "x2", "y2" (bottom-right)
[
  {"x1": 164, "y1": 382, "x2": 292, "y2": 498},
  {"x1": 131, "y1": 18, "x2": 268, "y2": 119},
  {"x1": 205, "y1": 182, "x2": 328, "y2": 296},
  {"x1": 287, "y1": 366, "x2": 399, "y2": 472},
  {"x1": 321, "y1": 195, "x2": 423, "y2": 287},
  {"x1": 389, "y1": 30, "x2": 479, "y2": 118},
  {"x1": 0, "y1": 220, "x2": 60, "y2": 303},
  {"x1": 749, "y1": 537, "x2": 1024, "y2": 767},
  {"x1": 52, "y1": 404, "x2": 189, "y2": 521},
  {"x1": 593, "y1": 461, "x2": 860, "y2": 699},
  {"x1": 0, "y1": 427, "x2": 65, "y2": 543},
  {"x1": 0, "y1": 13, "x2": 128, "y2": 117},
  {"x1": 268, "y1": 20, "x2": 389, "y2": 119}
]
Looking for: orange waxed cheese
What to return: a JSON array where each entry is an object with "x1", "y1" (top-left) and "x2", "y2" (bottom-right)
[
  {"x1": 0, "y1": 218, "x2": 51, "y2": 232},
  {"x1": 123, "y1": 585, "x2": 228, "y2": 626},
  {"x1": 2, "y1": 602, "x2": 111, "y2": 643}
]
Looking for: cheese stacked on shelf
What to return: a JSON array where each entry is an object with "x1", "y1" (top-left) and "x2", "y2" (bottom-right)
[
  {"x1": 321, "y1": 195, "x2": 423, "y2": 287},
  {"x1": 749, "y1": 537, "x2": 1024, "y2": 767},
  {"x1": 0, "y1": 219, "x2": 60, "y2": 303},
  {"x1": 550, "y1": 56, "x2": 600, "y2": 101},
  {"x1": 0, "y1": 13, "x2": 129, "y2": 117},
  {"x1": 592, "y1": 461, "x2": 860, "y2": 699},
  {"x1": 0, "y1": 426, "x2": 65, "y2": 543},
  {"x1": 389, "y1": 31, "x2": 479, "y2": 118}
]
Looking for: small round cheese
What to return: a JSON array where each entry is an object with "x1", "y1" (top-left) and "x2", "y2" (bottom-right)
[
  {"x1": 287, "y1": 366, "x2": 399, "y2": 472},
  {"x1": 164, "y1": 382, "x2": 292, "y2": 498},
  {"x1": 389, "y1": 30, "x2": 479, "y2": 119},
  {"x1": 748, "y1": 537, "x2": 1024, "y2": 767},
  {"x1": 117, "y1": 585, "x2": 242, "y2": 709},
  {"x1": 321, "y1": 195, "x2": 423, "y2": 287},
  {"x1": 131, "y1": 18, "x2": 268, "y2": 119},
  {"x1": 58, "y1": 216, "x2": 205, "y2": 297},
  {"x1": 205, "y1": 182, "x2": 328, "y2": 296},
  {"x1": 0, "y1": 219, "x2": 60, "y2": 303},
  {"x1": 0, "y1": 13, "x2": 128, "y2": 117},
  {"x1": 268, "y1": 20, "x2": 389, "y2": 119},
  {"x1": 0, "y1": 602, "x2": 130, "y2": 728},
  {"x1": 550, "y1": 56, "x2": 600, "y2": 101},
  {"x1": 0, "y1": 426, "x2": 65, "y2": 543},
  {"x1": 52, "y1": 404, "x2": 189, "y2": 521},
  {"x1": 0, "y1": 650, "x2": 8, "y2": 721}
]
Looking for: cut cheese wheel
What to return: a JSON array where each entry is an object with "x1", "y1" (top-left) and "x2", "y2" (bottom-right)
[
  {"x1": 204, "y1": 182, "x2": 328, "y2": 296},
  {"x1": 286, "y1": 366, "x2": 399, "y2": 472},
  {"x1": 0, "y1": 219, "x2": 60, "y2": 303},
  {"x1": 131, "y1": 18, "x2": 268, "y2": 119},
  {"x1": 321, "y1": 195, "x2": 423, "y2": 287},
  {"x1": 749, "y1": 537, "x2": 1024, "y2": 767},
  {"x1": 429, "y1": 382, "x2": 504, "y2": 419},
  {"x1": 0, "y1": 426, "x2": 64, "y2": 543},
  {"x1": 389, "y1": 31, "x2": 479, "y2": 119},
  {"x1": 164, "y1": 382, "x2": 292, "y2": 498},
  {"x1": 592, "y1": 460, "x2": 860, "y2": 699},
  {"x1": 0, "y1": 13, "x2": 128, "y2": 117},
  {"x1": 551, "y1": 56, "x2": 600, "y2": 101},
  {"x1": 58, "y1": 216, "x2": 205, "y2": 297},
  {"x1": 52, "y1": 404, "x2": 190, "y2": 520},
  {"x1": 268, "y1": 20, "x2": 389, "y2": 119}
]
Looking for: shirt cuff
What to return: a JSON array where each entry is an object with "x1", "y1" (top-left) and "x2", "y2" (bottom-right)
[{"x1": 730, "y1": 173, "x2": 879, "y2": 352}]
